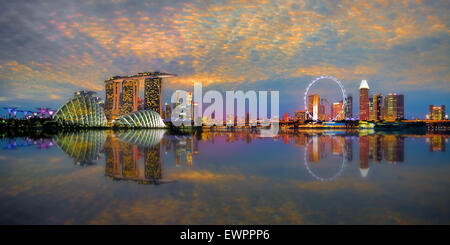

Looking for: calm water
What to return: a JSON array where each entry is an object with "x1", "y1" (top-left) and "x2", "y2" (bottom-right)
[{"x1": 0, "y1": 129, "x2": 449, "y2": 224}]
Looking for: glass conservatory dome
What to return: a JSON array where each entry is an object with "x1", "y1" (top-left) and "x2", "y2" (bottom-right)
[
  {"x1": 53, "y1": 91, "x2": 107, "y2": 127},
  {"x1": 115, "y1": 110, "x2": 166, "y2": 128}
]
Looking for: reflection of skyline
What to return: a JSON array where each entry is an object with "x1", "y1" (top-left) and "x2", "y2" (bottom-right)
[
  {"x1": 54, "y1": 131, "x2": 106, "y2": 166},
  {"x1": 2, "y1": 130, "x2": 447, "y2": 183},
  {"x1": 2, "y1": 138, "x2": 55, "y2": 150},
  {"x1": 426, "y1": 135, "x2": 447, "y2": 152},
  {"x1": 104, "y1": 132, "x2": 167, "y2": 185}
]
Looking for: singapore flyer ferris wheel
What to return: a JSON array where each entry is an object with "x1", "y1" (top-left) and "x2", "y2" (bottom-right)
[{"x1": 304, "y1": 75, "x2": 347, "y2": 121}]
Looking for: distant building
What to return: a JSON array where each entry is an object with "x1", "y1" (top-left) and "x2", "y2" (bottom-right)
[
  {"x1": 320, "y1": 98, "x2": 330, "y2": 121},
  {"x1": 283, "y1": 112, "x2": 290, "y2": 122},
  {"x1": 428, "y1": 105, "x2": 446, "y2": 120},
  {"x1": 383, "y1": 93, "x2": 404, "y2": 121},
  {"x1": 164, "y1": 102, "x2": 171, "y2": 120},
  {"x1": 369, "y1": 94, "x2": 383, "y2": 121},
  {"x1": 359, "y1": 80, "x2": 370, "y2": 121},
  {"x1": 308, "y1": 94, "x2": 320, "y2": 121},
  {"x1": 331, "y1": 101, "x2": 344, "y2": 120},
  {"x1": 344, "y1": 96, "x2": 353, "y2": 119},
  {"x1": 294, "y1": 110, "x2": 307, "y2": 123}
]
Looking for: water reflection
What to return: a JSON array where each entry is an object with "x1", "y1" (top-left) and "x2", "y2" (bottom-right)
[
  {"x1": 0, "y1": 130, "x2": 449, "y2": 224},
  {"x1": 2, "y1": 138, "x2": 55, "y2": 150},
  {"x1": 46, "y1": 130, "x2": 449, "y2": 183},
  {"x1": 103, "y1": 130, "x2": 173, "y2": 184},
  {"x1": 54, "y1": 131, "x2": 106, "y2": 166}
]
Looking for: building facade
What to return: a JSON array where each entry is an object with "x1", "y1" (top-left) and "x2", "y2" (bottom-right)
[
  {"x1": 369, "y1": 94, "x2": 383, "y2": 121},
  {"x1": 428, "y1": 105, "x2": 446, "y2": 120},
  {"x1": 383, "y1": 93, "x2": 404, "y2": 121},
  {"x1": 359, "y1": 80, "x2": 370, "y2": 121},
  {"x1": 144, "y1": 77, "x2": 163, "y2": 115},
  {"x1": 331, "y1": 101, "x2": 344, "y2": 120},
  {"x1": 344, "y1": 96, "x2": 353, "y2": 119},
  {"x1": 104, "y1": 79, "x2": 121, "y2": 121},
  {"x1": 308, "y1": 94, "x2": 321, "y2": 121},
  {"x1": 121, "y1": 79, "x2": 139, "y2": 115}
]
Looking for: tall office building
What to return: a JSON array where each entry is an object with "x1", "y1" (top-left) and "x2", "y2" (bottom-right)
[
  {"x1": 428, "y1": 105, "x2": 446, "y2": 120},
  {"x1": 331, "y1": 101, "x2": 344, "y2": 120},
  {"x1": 359, "y1": 80, "x2": 370, "y2": 121},
  {"x1": 320, "y1": 98, "x2": 330, "y2": 121},
  {"x1": 308, "y1": 94, "x2": 321, "y2": 121},
  {"x1": 369, "y1": 94, "x2": 383, "y2": 121},
  {"x1": 104, "y1": 79, "x2": 121, "y2": 121},
  {"x1": 121, "y1": 79, "x2": 139, "y2": 115},
  {"x1": 144, "y1": 77, "x2": 163, "y2": 114},
  {"x1": 383, "y1": 93, "x2": 404, "y2": 121},
  {"x1": 344, "y1": 95, "x2": 353, "y2": 119}
]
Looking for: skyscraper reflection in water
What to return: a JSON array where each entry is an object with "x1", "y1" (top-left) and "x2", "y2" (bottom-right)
[
  {"x1": 50, "y1": 130, "x2": 446, "y2": 183},
  {"x1": 103, "y1": 130, "x2": 168, "y2": 184}
]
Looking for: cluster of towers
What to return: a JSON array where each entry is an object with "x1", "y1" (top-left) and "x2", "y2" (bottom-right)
[
  {"x1": 305, "y1": 94, "x2": 353, "y2": 121},
  {"x1": 104, "y1": 72, "x2": 176, "y2": 121},
  {"x1": 358, "y1": 80, "x2": 404, "y2": 121}
]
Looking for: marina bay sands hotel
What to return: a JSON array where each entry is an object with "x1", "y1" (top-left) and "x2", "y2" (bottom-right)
[{"x1": 104, "y1": 72, "x2": 176, "y2": 121}]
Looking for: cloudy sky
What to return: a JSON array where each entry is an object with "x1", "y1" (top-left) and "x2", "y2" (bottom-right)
[{"x1": 0, "y1": 0, "x2": 448, "y2": 118}]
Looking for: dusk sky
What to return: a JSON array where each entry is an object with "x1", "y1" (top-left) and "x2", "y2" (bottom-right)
[{"x1": 0, "y1": 0, "x2": 448, "y2": 118}]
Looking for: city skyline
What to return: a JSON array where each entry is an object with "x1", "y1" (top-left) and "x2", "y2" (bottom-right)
[{"x1": 0, "y1": 0, "x2": 449, "y2": 119}]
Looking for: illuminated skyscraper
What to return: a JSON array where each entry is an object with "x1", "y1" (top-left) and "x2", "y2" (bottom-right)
[
  {"x1": 359, "y1": 80, "x2": 370, "y2": 121},
  {"x1": 105, "y1": 72, "x2": 175, "y2": 121},
  {"x1": 284, "y1": 112, "x2": 289, "y2": 122},
  {"x1": 144, "y1": 77, "x2": 162, "y2": 114},
  {"x1": 344, "y1": 95, "x2": 353, "y2": 119},
  {"x1": 428, "y1": 105, "x2": 446, "y2": 120},
  {"x1": 331, "y1": 101, "x2": 344, "y2": 120},
  {"x1": 369, "y1": 94, "x2": 383, "y2": 121},
  {"x1": 308, "y1": 94, "x2": 320, "y2": 121},
  {"x1": 121, "y1": 79, "x2": 139, "y2": 115},
  {"x1": 383, "y1": 93, "x2": 404, "y2": 121},
  {"x1": 104, "y1": 79, "x2": 121, "y2": 121}
]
